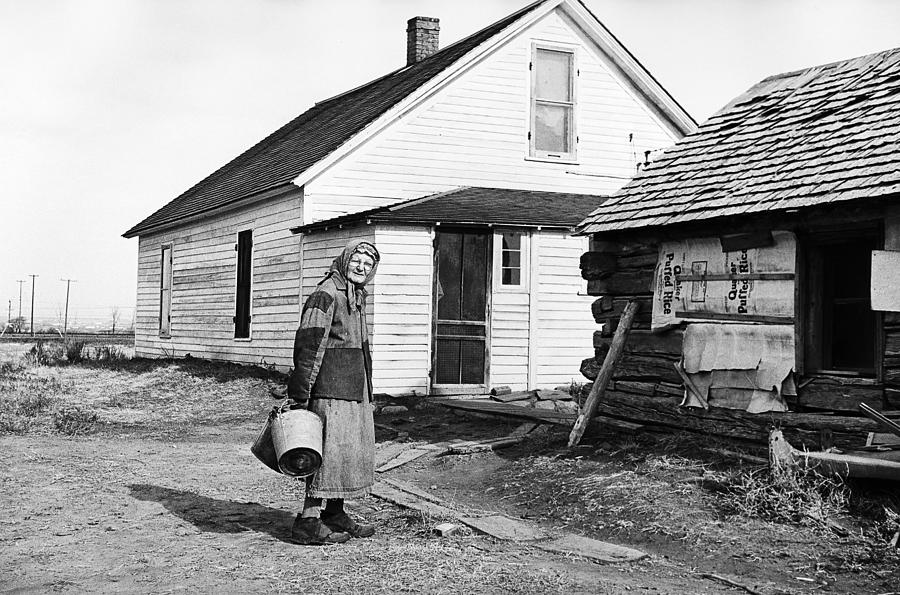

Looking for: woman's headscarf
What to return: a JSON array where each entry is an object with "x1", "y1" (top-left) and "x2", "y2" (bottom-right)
[{"x1": 320, "y1": 239, "x2": 380, "y2": 312}]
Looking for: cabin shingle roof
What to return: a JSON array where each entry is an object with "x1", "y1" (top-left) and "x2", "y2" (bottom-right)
[
  {"x1": 123, "y1": 1, "x2": 545, "y2": 238},
  {"x1": 293, "y1": 187, "x2": 607, "y2": 233},
  {"x1": 576, "y1": 47, "x2": 900, "y2": 235}
]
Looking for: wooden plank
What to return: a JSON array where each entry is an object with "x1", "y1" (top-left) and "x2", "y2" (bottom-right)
[
  {"x1": 536, "y1": 534, "x2": 646, "y2": 563},
  {"x1": 674, "y1": 272, "x2": 794, "y2": 282},
  {"x1": 490, "y1": 390, "x2": 535, "y2": 403},
  {"x1": 569, "y1": 300, "x2": 639, "y2": 447},
  {"x1": 675, "y1": 311, "x2": 794, "y2": 324},
  {"x1": 430, "y1": 398, "x2": 642, "y2": 432},
  {"x1": 375, "y1": 447, "x2": 433, "y2": 472}
]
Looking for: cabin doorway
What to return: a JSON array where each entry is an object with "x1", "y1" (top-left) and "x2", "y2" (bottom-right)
[{"x1": 432, "y1": 230, "x2": 491, "y2": 391}]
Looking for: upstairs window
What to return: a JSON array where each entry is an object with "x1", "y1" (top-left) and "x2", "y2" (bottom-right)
[
  {"x1": 234, "y1": 229, "x2": 253, "y2": 339},
  {"x1": 530, "y1": 44, "x2": 576, "y2": 160}
]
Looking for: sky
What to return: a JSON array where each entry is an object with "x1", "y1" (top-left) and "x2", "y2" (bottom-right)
[{"x1": 2, "y1": 0, "x2": 899, "y2": 329}]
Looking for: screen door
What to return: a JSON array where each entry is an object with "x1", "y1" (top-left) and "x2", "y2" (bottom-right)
[{"x1": 433, "y1": 230, "x2": 490, "y2": 386}]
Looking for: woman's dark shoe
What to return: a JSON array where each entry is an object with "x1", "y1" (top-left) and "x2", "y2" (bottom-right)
[
  {"x1": 291, "y1": 516, "x2": 351, "y2": 545},
  {"x1": 321, "y1": 511, "x2": 376, "y2": 538}
]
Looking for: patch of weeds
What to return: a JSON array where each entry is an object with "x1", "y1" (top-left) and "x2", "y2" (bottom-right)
[
  {"x1": 718, "y1": 465, "x2": 850, "y2": 528},
  {"x1": 0, "y1": 392, "x2": 55, "y2": 433},
  {"x1": 26, "y1": 341, "x2": 65, "y2": 366},
  {"x1": 52, "y1": 406, "x2": 101, "y2": 436},
  {"x1": 86, "y1": 344, "x2": 131, "y2": 363},
  {"x1": 65, "y1": 340, "x2": 85, "y2": 364},
  {"x1": 0, "y1": 360, "x2": 25, "y2": 375}
]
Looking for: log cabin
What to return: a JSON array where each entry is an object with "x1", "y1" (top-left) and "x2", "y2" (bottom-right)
[
  {"x1": 122, "y1": 0, "x2": 695, "y2": 396},
  {"x1": 574, "y1": 48, "x2": 900, "y2": 448}
]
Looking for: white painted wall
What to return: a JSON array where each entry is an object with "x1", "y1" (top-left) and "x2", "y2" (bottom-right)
[
  {"x1": 134, "y1": 189, "x2": 303, "y2": 368},
  {"x1": 304, "y1": 6, "x2": 678, "y2": 223},
  {"x1": 371, "y1": 225, "x2": 434, "y2": 396},
  {"x1": 489, "y1": 231, "x2": 531, "y2": 390},
  {"x1": 533, "y1": 231, "x2": 595, "y2": 388}
]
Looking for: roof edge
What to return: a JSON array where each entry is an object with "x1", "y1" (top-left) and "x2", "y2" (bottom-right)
[{"x1": 123, "y1": 184, "x2": 298, "y2": 239}]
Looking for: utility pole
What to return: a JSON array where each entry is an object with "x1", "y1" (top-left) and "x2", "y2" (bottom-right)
[
  {"x1": 7, "y1": 299, "x2": 10, "y2": 326},
  {"x1": 60, "y1": 278, "x2": 76, "y2": 338},
  {"x1": 16, "y1": 280, "x2": 23, "y2": 332},
  {"x1": 28, "y1": 274, "x2": 37, "y2": 336}
]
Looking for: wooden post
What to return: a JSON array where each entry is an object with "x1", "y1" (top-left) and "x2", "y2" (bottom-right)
[{"x1": 568, "y1": 300, "x2": 639, "y2": 448}]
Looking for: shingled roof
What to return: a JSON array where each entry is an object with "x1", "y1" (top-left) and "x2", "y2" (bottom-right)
[
  {"x1": 293, "y1": 187, "x2": 607, "y2": 233},
  {"x1": 576, "y1": 48, "x2": 900, "y2": 235},
  {"x1": 122, "y1": 1, "x2": 546, "y2": 238}
]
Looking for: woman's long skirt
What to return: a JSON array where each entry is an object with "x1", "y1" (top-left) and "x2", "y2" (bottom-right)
[{"x1": 304, "y1": 387, "x2": 375, "y2": 499}]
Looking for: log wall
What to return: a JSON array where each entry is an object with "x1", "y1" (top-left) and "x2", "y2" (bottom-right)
[{"x1": 578, "y1": 225, "x2": 895, "y2": 449}]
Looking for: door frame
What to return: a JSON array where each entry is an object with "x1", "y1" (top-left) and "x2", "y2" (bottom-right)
[{"x1": 430, "y1": 227, "x2": 493, "y2": 395}]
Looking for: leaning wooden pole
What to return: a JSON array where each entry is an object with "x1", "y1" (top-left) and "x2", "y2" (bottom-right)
[{"x1": 568, "y1": 300, "x2": 639, "y2": 448}]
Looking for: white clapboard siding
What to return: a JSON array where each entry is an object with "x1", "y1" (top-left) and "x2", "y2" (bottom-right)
[
  {"x1": 134, "y1": 189, "x2": 302, "y2": 368},
  {"x1": 533, "y1": 231, "x2": 595, "y2": 388},
  {"x1": 304, "y1": 7, "x2": 678, "y2": 223},
  {"x1": 489, "y1": 289, "x2": 530, "y2": 391},
  {"x1": 370, "y1": 225, "x2": 433, "y2": 396}
]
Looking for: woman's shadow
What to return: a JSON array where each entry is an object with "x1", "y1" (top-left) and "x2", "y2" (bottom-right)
[{"x1": 128, "y1": 483, "x2": 296, "y2": 544}]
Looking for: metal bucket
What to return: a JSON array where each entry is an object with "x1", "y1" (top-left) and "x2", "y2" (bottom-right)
[
  {"x1": 271, "y1": 408, "x2": 323, "y2": 477},
  {"x1": 251, "y1": 407, "x2": 323, "y2": 477}
]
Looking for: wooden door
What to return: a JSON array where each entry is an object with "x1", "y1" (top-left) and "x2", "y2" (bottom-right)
[{"x1": 433, "y1": 230, "x2": 491, "y2": 386}]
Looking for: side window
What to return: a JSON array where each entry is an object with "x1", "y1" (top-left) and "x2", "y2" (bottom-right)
[
  {"x1": 159, "y1": 244, "x2": 173, "y2": 337},
  {"x1": 495, "y1": 231, "x2": 528, "y2": 289},
  {"x1": 234, "y1": 229, "x2": 253, "y2": 339},
  {"x1": 530, "y1": 44, "x2": 576, "y2": 160}
]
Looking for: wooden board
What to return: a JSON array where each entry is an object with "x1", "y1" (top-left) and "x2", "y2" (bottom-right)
[
  {"x1": 431, "y1": 398, "x2": 643, "y2": 432},
  {"x1": 871, "y1": 250, "x2": 900, "y2": 312}
]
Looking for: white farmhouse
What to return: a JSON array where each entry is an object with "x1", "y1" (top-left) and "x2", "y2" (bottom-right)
[{"x1": 123, "y1": 0, "x2": 695, "y2": 396}]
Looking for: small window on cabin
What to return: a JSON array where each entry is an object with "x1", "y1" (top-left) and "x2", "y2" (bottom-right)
[
  {"x1": 234, "y1": 230, "x2": 253, "y2": 339},
  {"x1": 497, "y1": 231, "x2": 527, "y2": 288},
  {"x1": 530, "y1": 45, "x2": 576, "y2": 160},
  {"x1": 804, "y1": 232, "x2": 879, "y2": 376},
  {"x1": 159, "y1": 244, "x2": 173, "y2": 337}
]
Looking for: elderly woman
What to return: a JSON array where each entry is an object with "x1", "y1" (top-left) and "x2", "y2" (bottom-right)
[{"x1": 287, "y1": 239, "x2": 380, "y2": 545}]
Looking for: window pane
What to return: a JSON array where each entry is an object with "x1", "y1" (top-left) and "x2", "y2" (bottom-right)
[
  {"x1": 161, "y1": 247, "x2": 172, "y2": 290},
  {"x1": 502, "y1": 268, "x2": 521, "y2": 286},
  {"x1": 502, "y1": 250, "x2": 521, "y2": 269},
  {"x1": 535, "y1": 49, "x2": 571, "y2": 102},
  {"x1": 535, "y1": 103, "x2": 571, "y2": 153},
  {"x1": 501, "y1": 233, "x2": 520, "y2": 251}
]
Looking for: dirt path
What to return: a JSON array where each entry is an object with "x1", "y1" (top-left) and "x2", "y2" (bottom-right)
[
  {"x1": 2, "y1": 357, "x2": 897, "y2": 594},
  {"x1": 1, "y1": 428, "x2": 733, "y2": 594}
]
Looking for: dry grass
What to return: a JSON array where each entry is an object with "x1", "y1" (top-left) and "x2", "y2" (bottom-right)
[{"x1": 0, "y1": 346, "x2": 279, "y2": 438}]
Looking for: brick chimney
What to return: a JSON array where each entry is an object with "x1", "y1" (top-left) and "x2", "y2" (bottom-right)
[{"x1": 406, "y1": 16, "x2": 439, "y2": 65}]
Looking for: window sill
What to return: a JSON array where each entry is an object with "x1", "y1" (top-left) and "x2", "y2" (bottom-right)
[
  {"x1": 495, "y1": 284, "x2": 528, "y2": 293},
  {"x1": 158, "y1": 334, "x2": 171, "y2": 340},
  {"x1": 525, "y1": 155, "x2": 579, "y2": 166},
  {"x1": 234, "y1": 337, "x2": 252, "y2": 342},
  {"x1": 804, "y1": 371, "x2": 878, "y2": 382}
]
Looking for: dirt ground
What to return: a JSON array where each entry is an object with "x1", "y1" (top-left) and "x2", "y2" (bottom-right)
[{"x1": 1, "y1": 350, "x2": 898, "y2": 594}]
